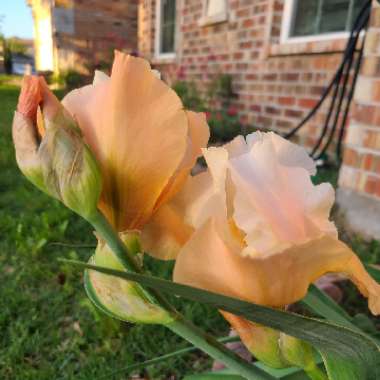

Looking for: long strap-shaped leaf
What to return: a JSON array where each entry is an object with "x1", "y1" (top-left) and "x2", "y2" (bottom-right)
[
  {"x1": 301, "y1": 285, "x2": 359, "y2": 331},
  {"x1": 64, "y1": 260, "x2": 380, "y2": 380},
  {"x1": 366, "y1": 264, "x2": 380, "y2": 283}
]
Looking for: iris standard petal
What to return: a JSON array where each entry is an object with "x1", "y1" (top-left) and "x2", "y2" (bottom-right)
[{"x1": 63, "y1": 52, "x2": 190, "y2": 230}]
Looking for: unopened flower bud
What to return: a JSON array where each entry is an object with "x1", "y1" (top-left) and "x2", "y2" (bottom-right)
[
  {"x1": 221, "y1": 312, "x2": 289, "y2": 369},
  {"x1": 12, "y1": 76, "x2": 101, "y2": 220},
  {"x1": 222, "y1": 312, "x2": 322, "y2": 375},
  {"x1": 86, "y1": 232, "x2": 173, "y2": 324},
  {"x1": 279, "y1": 334, "x2": 319, "y2": 374}
]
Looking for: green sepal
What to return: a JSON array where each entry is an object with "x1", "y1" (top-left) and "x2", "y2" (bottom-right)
[{"x1": 85, "y1": 233, "x2": 173, "y2": 325}]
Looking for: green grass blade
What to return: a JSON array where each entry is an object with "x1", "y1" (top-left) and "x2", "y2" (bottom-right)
[
  {"x1": 302, "y1": 284, "x2": 380, "y2": 346},
  {"x1": 63, "y1": 259, "x2": 380, "y2": 380},
  {"x1": 366, "y1": 264, "x2": 380, "y2": 282},
  {"x1": 183, "y1": 365, "x2": 314, "y2": 380},
  {"x1": 184, "y1": 371, "x2": 244, "y2": 380},
  {"x1": 95, "y1": 335, "x2": 239, "y2": 380},
  {"x1": 301, "y1": 285, "x2": 357, "y2": 330}
]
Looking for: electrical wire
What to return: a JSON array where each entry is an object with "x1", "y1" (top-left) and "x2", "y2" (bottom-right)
[{"x1": 283, "y1": 0, "x2": 372, "y2": 163}]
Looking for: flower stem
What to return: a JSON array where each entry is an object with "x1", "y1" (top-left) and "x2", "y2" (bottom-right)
[
  {"x1": 87, "y1": 209, "x2": 269, "y2": 379},
  {"x1": 87, "y1": 210, "x2": 142, "y2": 273},
  {"x1": 87, "y1": 209, "x2": 175, "y2": 311},
  {"x1": 168, "y1": 315, "x2": 273, "y2": 380}
]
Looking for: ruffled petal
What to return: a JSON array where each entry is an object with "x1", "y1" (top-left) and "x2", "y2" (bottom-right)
[
  {"x1": 140, "y1": 145, "x2": 218, "y2": 261},
  {"x1": 140, "y1": 202, "x2": 193, "y2": 260},
  {"x1": 229, "y1": 132, "x2": 336, "y2": 258},
  {"x1": 63, "y1": 52, "x2": 189, "y2": 230},
  {"x1": 62, "y1": 77, "x2": 108, "y2": 159},
  {"x1": 174, "y1": 221, "x2": 380, "y2": 315},
  {"x1": 153, "y1": 111, "x2": 210, "y2": 211},
  {"x1": 173, "y1": 218, "x2": 251, "y2": 300},
  {"x1": 179, "y1": 146, "x2": 229, "y2": 229},
  {"x1": 247, "y1": 132, "x2": 316, "y2": 175},
  {"x1": 224, "y1": 135, "x2": 249, "y2": 158},
  {"x1": 93, "y1": 70, "x2": 110, "y2": 84}
]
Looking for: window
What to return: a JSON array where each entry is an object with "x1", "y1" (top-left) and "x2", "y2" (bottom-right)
[
  {"x1": 199, "y1": 0, "x2": 228, "y2": 26},
  {"x1": 281, "y1": 0, "x2": 365, "y2": 42},
  {"x1": 155, "y1": 0, "x2": 176, "y2": 58}
]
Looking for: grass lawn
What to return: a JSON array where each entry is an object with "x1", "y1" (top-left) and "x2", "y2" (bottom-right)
[{"x1": 0, "y1": 82, "x2": 379, "y2": 379}]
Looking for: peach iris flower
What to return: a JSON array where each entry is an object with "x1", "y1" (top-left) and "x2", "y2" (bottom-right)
[
  {"x1": 62, "y1": 51, "x2": 209, "y2": 234},
  {"x1": 172, "y1": 132, "x2": 380, "y2": 334}
]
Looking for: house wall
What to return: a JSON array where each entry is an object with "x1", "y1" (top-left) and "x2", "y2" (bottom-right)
[
  {"x1": 28, "y1": 0, "x2": 55, "y2": 72},
  {"x1": 138, "y1": 0, "x2": 355, "y2": 148},
  {"x1": 29, "y1": 0, "x2": 138, "y2": 74},
  {"x1": 336, "y1": 1, "x2": 380, "y2": 240},
  {"x1": 139, "y1": 0, "x2": 380, "y2": 237}
]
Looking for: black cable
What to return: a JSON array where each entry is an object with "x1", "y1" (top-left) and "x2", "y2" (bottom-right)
[
  {"x1": 284, "y1": 37, "x2": 357, "y2": 139},
  {"x1": 310, "y1": 52, "x2": 351, "y2": 158},
  {"x1": 336, "y1": 32, "x2": 367, "y2": 161},
  {"x1": 313, "y1": 5, "x2": 371, "y2": 159},
  {"x1": 316, "y1": 14, "x2": 368, "y2": 160},
  {"x1": 313, "y1": 47, "x2": 356, "y2": 159}
]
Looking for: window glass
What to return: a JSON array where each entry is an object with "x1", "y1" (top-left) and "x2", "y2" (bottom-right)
[
  {"x1": 320, "y1": 0, "x2": 350, "y2": 33},
  {"x1": 160, "y1": 0, "x2": 176, "y2": 54},
  {"x1": 292, "y1": 0, "x2": 319, "y2": 37},
  {"x1": 290, "y1": 0, "x2": 366, "y2": 37}
]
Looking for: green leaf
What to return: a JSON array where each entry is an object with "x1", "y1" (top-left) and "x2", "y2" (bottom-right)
[
  {"x1": 63, "y1": 260, "x2": 380, "y2": 380},
  {"x1": 366, "y1": 264, "x2": 380, "y2": 283},
  {"x1": 302, "y1": 284, "x2": 380, "y2": 346},
  {"x1": 95, "y1": 336, "x2": 240, "y2": 380},
  {"x1": 301, "y1": 284, "x2": 358, "y2": 330}
]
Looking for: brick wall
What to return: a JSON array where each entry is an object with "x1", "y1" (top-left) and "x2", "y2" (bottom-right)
[
  {"x1": 138, "y1": 0, "x2": 355, "y2": 148},
  {"x1": 29, "y1": 0, "x2": 138, "y2": 74},
  {"x1": 339, "y1": 1, "x2": 380, "y2": 200},
  {"x1": 138, "y1": 0, "x2": 156, "y2": 58},
  {"x1": 28, "y1": 0, "x2": 55, "y2": 72}
]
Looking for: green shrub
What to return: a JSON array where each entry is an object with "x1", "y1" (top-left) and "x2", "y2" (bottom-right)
[
  {"x1": 207, "y1": 73, "x2": 235, "y2": 108},
  {"x1": 172, "y1": 80, "x2": 205, "y2": 111},
  {"x1": 51, "y1": 69, "x2": 90, "y2": 91},
  {"x1": 172, "y1": 77, "x2": 244, "y2": 142},
  {"x1": 207, "y1": 108, "x2": 242, "y2": 143}
]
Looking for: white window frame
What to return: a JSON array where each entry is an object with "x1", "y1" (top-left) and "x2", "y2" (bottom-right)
[
  {"x1": 155, "y1": 0, "x2": 176, "y2": 60},
  {"x1": 198, "y1": 0, "x2": 228, "y2": 27},
  {"x1": 280, "y1": 0, "x2": 351, "y2": 44}
]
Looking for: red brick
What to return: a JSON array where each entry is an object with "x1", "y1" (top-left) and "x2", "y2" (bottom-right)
[
  {"x1": 365, "y1": 175, "x2": 378, "y2": 195},
  {"x1": 354, "y1": 104, "x2": 376, "y2": 125},
  {"x1": 281, "y1": 73, "x2": 300, "y2": 81},
  {"x1": 362, "y1": 154, "x2": 373, "y2": 171},
  {"x1": 242, "y1": 19, "x2": 254, "y2": 28},
  {"x1": 298, "y1": 98, "x2": 317, "y2": 109},
  {"x1": 250, "y1": 104, "x2": 262, "y2": 112},
  {"x1": 343, "y1": 148, "x2": 360, "y2": 167},
  {"x1": 284, "y1": 109, "x2": 303, "y2": 119},
  {"x1": 278, "y1": 96, "x2": 295, "y2": 106},
  {"x1": 265, "y1": 106, "x2": 281, "y2": 115}
]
